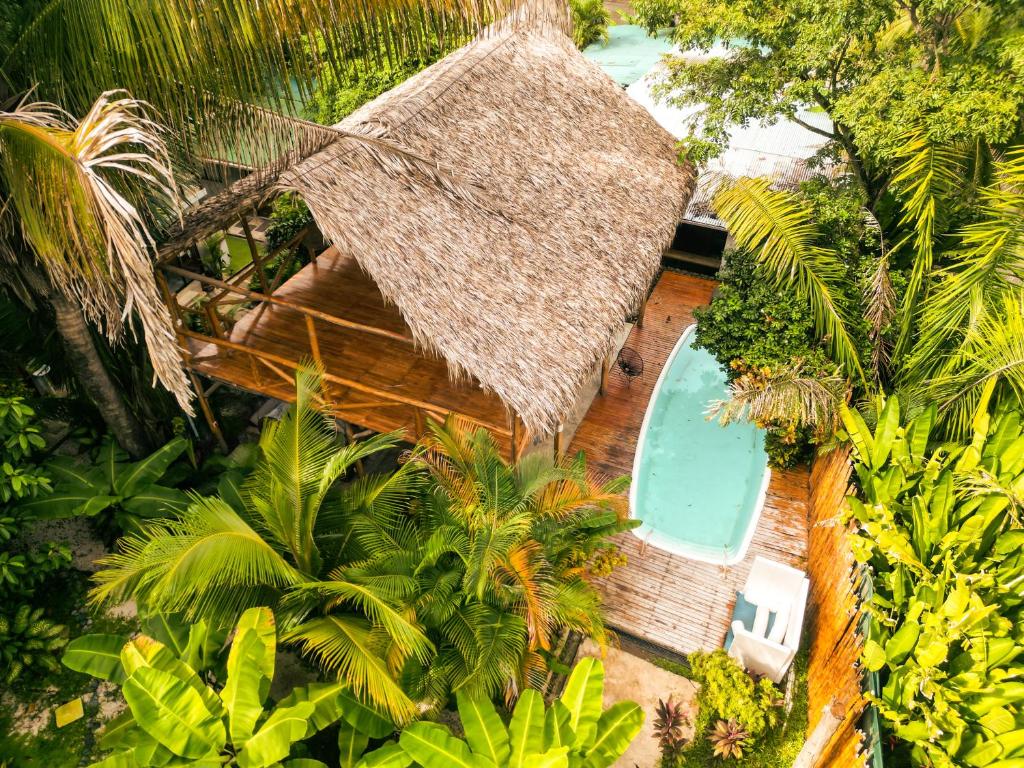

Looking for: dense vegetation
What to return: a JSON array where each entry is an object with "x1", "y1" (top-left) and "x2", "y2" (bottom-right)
[{"x1": 846, "y1": 390, "x2": 1024, "y2": 768}]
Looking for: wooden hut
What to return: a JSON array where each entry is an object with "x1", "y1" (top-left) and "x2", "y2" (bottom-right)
[{"x1": 156, "y1": 16, "x2": 695, "y2": 458}]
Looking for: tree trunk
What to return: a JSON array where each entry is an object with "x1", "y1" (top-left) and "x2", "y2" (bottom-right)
[{"x1": 48, "y1": 289, "x2": 150, "y2": 458}]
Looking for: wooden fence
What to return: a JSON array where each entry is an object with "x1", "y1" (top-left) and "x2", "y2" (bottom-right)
[{"x1": 803, "y1": 446, "x2": 873, "y2": 768}]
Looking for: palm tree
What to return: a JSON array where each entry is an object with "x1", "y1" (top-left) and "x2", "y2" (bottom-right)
[
  {"x1": 400, "y1": 416, "x2": 634, "y2": 705},
  {"x1": 90, "y1": 367, "x2": 432, "y2": 721},
  {"x1": 711, "y1": 141, "x2": 1024, "y2": 437},
  {"x1": 0, "y1": 0, "x2": 524, "y2": 452}
]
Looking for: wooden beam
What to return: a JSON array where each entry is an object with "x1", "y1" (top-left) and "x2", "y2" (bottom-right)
[{"x1": 162, "y1": 264, "x2": 414, "y2": 345}]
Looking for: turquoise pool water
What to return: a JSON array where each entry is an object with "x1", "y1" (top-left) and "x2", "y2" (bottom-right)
[{"x1": 629, "y1": 325, "x2": 770, "y2": 564}]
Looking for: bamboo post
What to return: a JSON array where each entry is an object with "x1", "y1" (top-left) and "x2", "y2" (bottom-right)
[
  {"x1": 342, "y1": 422, "x2": 365, "y2": 477},
  {"x1": 510, "y1": 415, "x2": 520, "y2": 463},
  {"x1": 553, "y1": 423, "x2": 563, "y2": 458},
  {"x1": 205, "y1": 302, "x2": 225, "y2": 339},
  {"x1": 637, "y1": 292, "x2": 649, "y2": 329},
  {"x1": 188, "y1": 370, "x2": 230, "y2": 453},
  {"x1": 240, "y1": 217, "x2": 270, "y2": 295},
  {"x1": 155, "y1": 270, "x2": 229, "y2": 453},
  {"x1": 305, "y1": 315, "x2": 322, "y2": 368},
  {"x1": 599, "y1": 355, "x2": 611, "y2": 396}
]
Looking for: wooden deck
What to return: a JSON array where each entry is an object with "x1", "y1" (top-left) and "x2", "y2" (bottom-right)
[
  {"x1": 569, "y1": 271, "x2": 810, "y2": 655},
  {"x1": 183, "y1": 247, "x2": 523, "y2": 455}
]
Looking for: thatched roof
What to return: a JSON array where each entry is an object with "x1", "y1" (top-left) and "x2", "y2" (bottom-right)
[{"x1": 277, "y1": 24, "x2": 695, "y2": 434}]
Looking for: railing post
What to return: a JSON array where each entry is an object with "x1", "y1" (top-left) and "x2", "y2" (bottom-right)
[
  {"x1": 305, "y1": 315, "x2": 322, "y2": 369},
  {"x1": 240, "y1": 217, "x2": 270, "y2": 294}
]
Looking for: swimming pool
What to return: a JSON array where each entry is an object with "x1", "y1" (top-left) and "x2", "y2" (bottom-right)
[{"x1": 629, "y1": 324, "x2": 770, "y2": 565}]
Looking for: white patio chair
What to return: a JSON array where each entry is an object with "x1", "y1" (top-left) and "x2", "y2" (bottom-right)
[{"x1": 727, "y1": 556, "x2": 809, "y2": 683}]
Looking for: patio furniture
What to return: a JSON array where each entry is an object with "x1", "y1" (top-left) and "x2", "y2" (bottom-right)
[{"x1": 725, "y1": 556, "x2": 809, "y2": 683}]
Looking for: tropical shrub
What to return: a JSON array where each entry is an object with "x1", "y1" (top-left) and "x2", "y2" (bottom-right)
[
  {"x1": 366, "y1": 656, "x2": 643, "y2": 768},
  {"x1": 90, "y1": 370, "x2": 427, "y2": 721},
  {"x1": 654, "y1": 696, "x2": 690, "y2": 766},
  {"x1": 687, "y1": 650, "x2": 783, "y2": 743},
  {"x1": 570, "y1": 0, "x2": 611, "y2": 49},
  {"x1": 63, "y1": 607, "x2": 384, "y2": 767},
  {"x1": 20, "y1": 435, "x2": 192, "y2": 533},
  {"x1": 0, "y1": 604, "x2": 68, "y2": 684},
  {"x1": 0, "y1": 396, "x2": 51, "y2": 504},
  {"x1": 693, "y1": 248, "x2": 842, "y2": 467},
  {"x1": 266, "y1": 193, "x2": 315, "y2": 252},
  {"x1": 843, "y1": 389, "x2": 1024, "y2": 768}
]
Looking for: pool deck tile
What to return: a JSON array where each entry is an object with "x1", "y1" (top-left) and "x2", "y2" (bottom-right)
[{"x1": 568, "y1": 270, "x2": 810, "y2": 656}]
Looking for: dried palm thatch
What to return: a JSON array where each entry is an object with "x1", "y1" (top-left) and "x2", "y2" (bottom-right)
[{"x1": 276, "y1": 24, "x2": 695, "y2": 434}]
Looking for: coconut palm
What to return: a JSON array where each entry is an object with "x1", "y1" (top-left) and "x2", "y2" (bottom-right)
[
  {"x1": 0, "y1": 0, "x2": 526, "y2": 452},
  {"x1": 711, "y1": 140, "x2": 1024, "y2": 437},
  {"x1": 397, "y1": 416, "x2": 635, "y2": 705},
  {"x1": 90, "y1": 367, "x2": 432, "y2": 722}
]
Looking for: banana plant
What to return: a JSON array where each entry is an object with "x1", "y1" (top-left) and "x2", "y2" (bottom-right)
[
  {"x1": 843, "y1": 388, "x2": 1024, "y2": 768},
  {"x1": 355, "y1": 657, "x2": 643, "y2": 768},
  {"x1": 63, "y1": 607, "x2": 392, "y2": 767}
]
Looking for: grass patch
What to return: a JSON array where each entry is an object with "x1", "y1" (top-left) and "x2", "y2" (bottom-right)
[{"x1": 224, "y1": 234, "x2": 256, "y2": 274}]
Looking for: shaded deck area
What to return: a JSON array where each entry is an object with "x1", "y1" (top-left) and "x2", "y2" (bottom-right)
[
  {"x1": 569, "y1": 271, "x2": 810, "y2": 655},
  {"x1": 182, "y1": 247, "x2": 523, "y2": 456}
]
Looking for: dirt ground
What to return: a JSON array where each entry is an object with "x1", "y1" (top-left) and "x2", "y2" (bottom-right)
[{"x1": 577, "y1": 638, "x2": 699, "y2": 768}]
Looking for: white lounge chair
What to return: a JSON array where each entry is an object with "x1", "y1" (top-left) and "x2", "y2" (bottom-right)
[{"x1": 726, "y1": 556, "x2": 809, "y2": 684}]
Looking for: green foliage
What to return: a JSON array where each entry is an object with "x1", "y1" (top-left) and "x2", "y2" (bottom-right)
[
  {"x1": 0, "y1": 396, "x2": 51, "y2": 504},
  {"x1": 651, "y1": 0, "x2": 1024, "y2": 177},
  {"x1": 0, "y1": 604, "x2": 68, "y2": 684},
  {"x1": 570, "y1": 0, "x2": 610, "y2": 49},
  {"x1": 362, "y1": 657, "x2": 642, "y2": 768},
  {"x1": 843, "y1": 391, "x2": 1024, "y2": 767},
  {"x1": 305, "y1": 39, "x2": 448, "y2": 126},
  {"x1": 91, "y1": 369, "x2": 631, "y2": 720},
  {"x1": 625, "y1": 0, "x2": 677, "y2": 35},
  {"x1": 686, "y1": 650, "x2": 782, "y2": 742},
  {"x1": 65, "y1": 607, "x2": 376, "y2": 768},
  {"x1": 693, "y1": 248, "x2": 838, "y2": 467},
  {"x1": 675, "y1": 651, "x2": 808, "y2": 768},
  {"x1": 265, "y1": 193, "x2": 315, "y2": 252},
  {"x1": 20, "y1": 436, "x2": 192, "y2": 532}
]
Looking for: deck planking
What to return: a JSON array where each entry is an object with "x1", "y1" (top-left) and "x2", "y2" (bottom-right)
[
  {"x1": 568, "y1": 270, "x2": 810, "y2": 656},
  {"x1": 188, "y1": 248, "x2": 515, "y2": 447}
]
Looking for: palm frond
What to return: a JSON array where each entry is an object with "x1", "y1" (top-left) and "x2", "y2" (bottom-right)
[
  {"x1": 283, "y1": 615, "x2": 418, "y2": 723},
  {"x1": 906, "y1": 146, "x2": 1024, "y2": 388},
  {"x1": 8, "y1": 0, "x2": 533, "y2": 134},
  {"x1": 889, "y1": 130, "x2": 972, "y2": 357},
  {"x1": 713, "y1": 177, "x2": 866, "y2": 385},
  {"x1": 924, "y1": 291, "x2": 1024, "y2": 436},
  {"x1": 283, "y1": 577, "x2": 433, "y2": 666},
  {"x1": 0, "y1": 92, "x2": 191, "y2": 410},
  {"x1": 862, "y1": 211, "x2": 895, "y2": 380},
  {"x1": 89, "y1": 495, "x2": 302, "y2": 623},
  {"x1": 708, "y1": 361, "x2": 847, "y2": 436}
]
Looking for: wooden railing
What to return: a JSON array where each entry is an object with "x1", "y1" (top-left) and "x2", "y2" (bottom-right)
[
  {"x1": 803, "y1": 446, "x2": 873, "y2": 768},
  {"x1": 157, "y1": 227, "x2": 526, "y2": 459}
]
